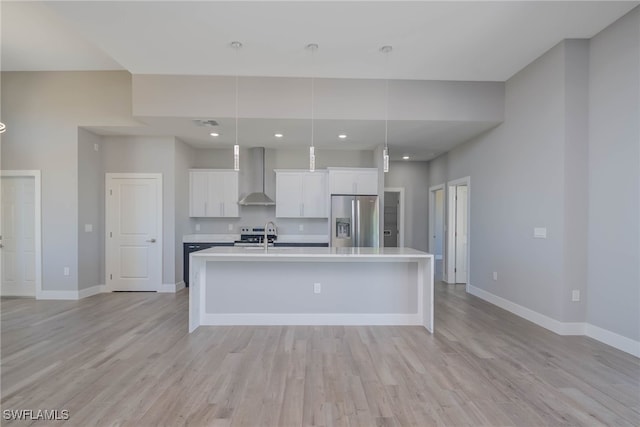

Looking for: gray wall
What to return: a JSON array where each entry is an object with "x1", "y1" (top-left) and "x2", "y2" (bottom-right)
[
  {"x1": 77, "y1": 128, "x2": 104, "y2": 290},
  {"x1": 1, "y1": 71, "x2": 135, "y2": 291},
  {"x1": 102, "y1": 135, "x2": 177, "y2": 285},
  {"x1": 385, "y1": 161, "x2": 430, "y2": 252},
  {"x1": 587, "y1": 7, "x2": 640, "y2": 341},
  {"x1": 133, "y1": 74, "x2": 504, "y2": 123},
  {"x1": 428, "y1": 41, "x2": 577, "y2": 322}
]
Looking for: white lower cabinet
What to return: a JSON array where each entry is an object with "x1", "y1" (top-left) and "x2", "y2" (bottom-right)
[
  {"x1": 189, "y1": 170, "x2": 239, "y2": 218},
  {"x1": 275, "y1": 170, "x2": 328, "y2": 218}
]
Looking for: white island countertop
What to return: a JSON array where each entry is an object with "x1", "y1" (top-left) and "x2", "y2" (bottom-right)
[
  {"x1": 192, "y1": 246, "x2": 431, "y2": 259},
  {"x1": 189, "y1": 246, "x2": 434, "y2": 333}
]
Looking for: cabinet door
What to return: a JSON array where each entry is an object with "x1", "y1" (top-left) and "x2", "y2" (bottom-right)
[
  {"x1": 222, "y1": 172, "x2": 239, "y2": 217},
  {"x1": 302, "y1": 173, "x2": 328, "y2": 217},
  {"x1": 276, "y1": 173, "x2": 303, "y2": 218},
  {"x1": 207, "y1": 172, "x2": 226, "y2": 217},
  {"x1": 329, "y1": 170, "x2": 357, "y2": 195},
  {"x1": 354, "y1": 170, "x2": 378, "y2": 195},
  {"x1": 189, "y1": 171, "x2": 209, "y2": 217}
]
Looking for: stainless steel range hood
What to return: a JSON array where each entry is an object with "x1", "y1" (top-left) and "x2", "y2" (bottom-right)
[{"x1": 238, "y1": 147, "x2": 275, "y2": 206}]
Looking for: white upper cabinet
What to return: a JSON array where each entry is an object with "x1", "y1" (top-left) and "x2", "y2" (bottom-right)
[
  {"x1": 275, "y1": 170, "x2": 328, "y2": 218},
  {"x1": 328, "y1": 168, "x2": 379, "y2": 195},
  {"x1": 189, "y1": 170, "x2": 239, "y2": 217}
]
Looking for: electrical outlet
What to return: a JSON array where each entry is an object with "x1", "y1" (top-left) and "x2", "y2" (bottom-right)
[
  {"x1": 572, "y1": 290, "x2": 580, "y2": 302},
  {"x1": 313, "y1": 283, "x2": 321, "y2": 294},
  {"x1": 533, "y1": 227, "x2": 547, "y2": 238},
  {"x1": 195, "y1": 224, "x2": 200, "y2": 231},
  {"x1": 94, "y1": 143, "x2": 99, "y2": 152},
  {"x1": 493, "y1": 271, "x2": 498, "y2": 281},
  {"x1": 299, "y1": 224, "x2": 304, "y2": 232},
  {"x1": 228, "y1": 224, "x2": 233, "y2": 231},
  {"x1": 63, "y1": 267, "x2": 70, "y2": 276}
]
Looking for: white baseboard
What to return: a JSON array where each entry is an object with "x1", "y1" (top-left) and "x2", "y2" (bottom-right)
[
  {"x1": 201, "y1": 312, "x2": 422, "y2": 326},
  {"x1": 467, "y1": 285, "x2": 640, "y2": 357},
  {"x1": 158, "y1": 281, "x2": 185, "y2": 293},
  {"x1": 586, "y1": 324, "x2": 640, "y2": 358},
  {"x1": 78, "y1": 284, "x2": 107, "y2": 299},
  {"x1": 37, "y1": 284, "x2": 107, "y2": 300},
  {"x1": 37, "y1": 290, "x2": 81, "y2": 300}
]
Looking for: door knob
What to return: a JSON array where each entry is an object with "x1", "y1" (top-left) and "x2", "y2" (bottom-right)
[{"x1": 146, "y1": 238, "x2": 156, "y2": 243}]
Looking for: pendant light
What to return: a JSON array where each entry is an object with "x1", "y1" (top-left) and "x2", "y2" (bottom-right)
[
  {"x1": 306, "y1": 43, "x2": 318, "y2": 172},
  {"x1": 231, "y1": 41, "x2": 242, "y2": 171},
  {"x1": 380, "y1": 45, "x2": 392, "y2": 173}
]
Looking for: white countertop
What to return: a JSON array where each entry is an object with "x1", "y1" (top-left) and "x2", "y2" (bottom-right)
[
  {"x1": 183, "y1": 234, "x2": 329, "y2": 244},
  {"x1": 183, "y1": 234, "x2": 238, "y2": 243},
  {"x1": 191, "y1": 246, "x2": 431, "y2": 259}
]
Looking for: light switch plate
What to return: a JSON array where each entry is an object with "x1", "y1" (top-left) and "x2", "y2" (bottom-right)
[
  {"x1": 313, "y1": 283, "x2": 321, "y2": 294},
  {"x1": 572, "y1": 290, "x2": 580, "y2": 302},
  {"x1": 195, "y1": 224, "x2": 200, "y2": 231},
  {"x1": 299, "y1": 224, "x2": 304, "y2": 232},
  {"x1": 84, "y1": 224, "x2": 93, "y2": 232},
  {"x1": 493, "y1": 272, "x2": 498, "y2": 281},
  {"x1": 534, "y1": 227, "x2": 547, "y2": 238},
  {"x1": 228, "y1": 224, "x2": 233, "y2": 231}
]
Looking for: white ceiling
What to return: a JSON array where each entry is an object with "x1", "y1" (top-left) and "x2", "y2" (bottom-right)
[{"x1": 3, "y1": 1, "x2": 637, "y2": 158}]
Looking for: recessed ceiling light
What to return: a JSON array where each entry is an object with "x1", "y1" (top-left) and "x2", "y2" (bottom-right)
[
  {"x1": 338, "y1": 134, "x2": 347, "y2": 139},
  {"x1": 210, "y1": 132, "x2": 219, "y2": 137},
  {"x1": 402, "y1": 155, "x2": 410, "y2": 160},
  {"x1": 274, "y1": 133, "x2": 283, "y2": 138}
]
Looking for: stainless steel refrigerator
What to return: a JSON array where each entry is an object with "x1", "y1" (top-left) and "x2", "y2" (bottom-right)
[{"x1": 331, "y1": 195, "x2": 380, "y2": 247}]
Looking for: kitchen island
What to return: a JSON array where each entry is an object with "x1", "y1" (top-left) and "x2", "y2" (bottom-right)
[{"x1": 189, "y1": 247, "x2": 434, "y2": 333}]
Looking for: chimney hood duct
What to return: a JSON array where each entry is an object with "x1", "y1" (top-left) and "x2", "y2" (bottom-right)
[{"x1": 238, "y1": 147, "x2": 275, "y2": 206}]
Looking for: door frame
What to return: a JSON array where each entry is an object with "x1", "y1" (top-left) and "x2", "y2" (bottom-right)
[
  {"x1": 383, "y1": 187, "x2": 404, "y2": 247},
  {"x1": 428, "y1": 183, "x2": 445, "y2": 277},
  {"x1": 446, "y1": 176, "x2": 471, "y2": 289},
  {"x1": 105, "y1": 173, "x2": 163, "y2": 292},
  {"x1": 0, "y1": 170, "x2": 43, "y2": 298}
]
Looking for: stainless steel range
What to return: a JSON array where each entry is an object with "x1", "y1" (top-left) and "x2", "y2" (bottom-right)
[{"x1": 234, "y1": 225, "x2": 277, "y2": 247}]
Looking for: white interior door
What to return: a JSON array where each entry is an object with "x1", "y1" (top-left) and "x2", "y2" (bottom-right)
[
  {"x1": 1, "y1": 177, "x2": 36, "y2": 297},
  {"x1": 455, "y1": 186, "x2": 468, "y2": 283},
  {"x1": 106, "y1": 174, "x2": 162, "y2": 291}
]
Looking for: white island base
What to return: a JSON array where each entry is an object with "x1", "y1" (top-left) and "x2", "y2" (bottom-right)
[{"x1": 189, "y1": 247, "x2": 434, "y2": 333}]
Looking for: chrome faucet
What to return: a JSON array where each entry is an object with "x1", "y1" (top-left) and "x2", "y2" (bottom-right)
[{"x1": 264, "y1": 221, "x2": 276, "y2": 251}]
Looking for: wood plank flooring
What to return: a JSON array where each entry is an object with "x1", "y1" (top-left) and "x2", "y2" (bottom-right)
[{"x1": 1, "y1": 284, "x2": 638, "y2": 426}]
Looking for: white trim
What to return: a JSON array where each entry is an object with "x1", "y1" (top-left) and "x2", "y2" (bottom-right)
[
  {"x1": 383, "y1": 187, "x2": 405, "y2": 247},
  {"x1": 0, "y1": 170, "x2": 43, "y2": 299},
  {"x1": 200, "y1": 312, "x2": 422, "y2": 326},
  {"x1": 158, "y1": 281, "x2": 185, "y2": 293},
  {"x1": 37, "y1": 290, "x2": 80, "y2": 300},
  {"x1": 36, "y1": 285, "x2": 107, "y2": 300},
  {"x1": 78, "y1": 284, "x2": 107, "y2": 299},
  {"x1": 446, "y1": 176, "x2": 471, "y2": 289},
  {"x1": 428, "y1": 183, "x2": 445, "y2": 280},
  {"x1": 105, "y1": 173, "x2": 163, "y2": 292},
  {"x1": 467, "y1": 285, "x2": 585, "y2": 335},
  {"x1": 586, "y1": 324, "x2": 640, "y2": 358},
  {"x1": 467, "y1": 285, "x2": 640, "y2": 357}
]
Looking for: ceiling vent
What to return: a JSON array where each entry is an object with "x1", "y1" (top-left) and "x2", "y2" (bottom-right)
[{"x1": 192, "y1": 119, "x2": 219, "y2": 127}]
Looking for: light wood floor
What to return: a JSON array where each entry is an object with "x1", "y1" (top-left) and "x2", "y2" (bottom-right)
[{"x1": 1, "y1": 284, "x2": 639, "y2": 426}]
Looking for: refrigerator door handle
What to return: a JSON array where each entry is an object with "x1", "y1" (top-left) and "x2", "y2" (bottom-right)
[
  {"x1": 356, "y1": 199, "x2": 361, "y2": 246},
  {"x1": 351, "y1": 199, "x2": 357, "y2": 246}
]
